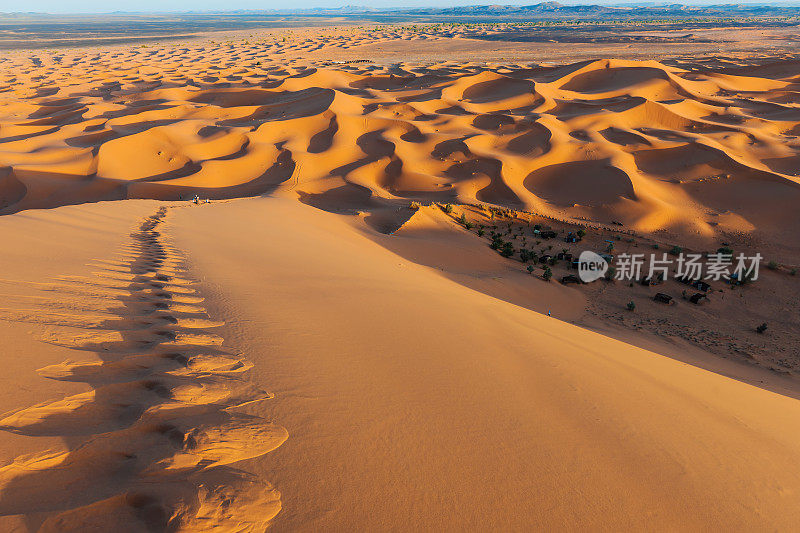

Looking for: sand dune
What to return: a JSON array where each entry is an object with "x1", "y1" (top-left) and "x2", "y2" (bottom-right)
[
  {"x1": 4, "y1": 198, "x2": 798, "y2": 530},
  {"x1": 2, "y1": 45, "x2": 800, "y2": 248},
  {"x1": 167, "y1": 196, "x2": 800, "y2": 530},
  {"x1": 1, "y1": 25, "x2": 800, "y2": 531}
]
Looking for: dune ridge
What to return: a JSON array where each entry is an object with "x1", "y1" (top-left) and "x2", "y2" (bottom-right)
[
  {"x1": 1, "y1": 43, "x2": 800, "y2": 247},
  {"x1": 163, "y1": 196, "x2": 800, "y2": 531},
  {"x1": 0, "y1": 206, "x2": 287, "y2": 530}
]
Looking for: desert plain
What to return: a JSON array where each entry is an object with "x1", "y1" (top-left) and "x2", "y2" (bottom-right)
[{"x1": 0, "y1": 10, "x2": 800, "y2": 531}]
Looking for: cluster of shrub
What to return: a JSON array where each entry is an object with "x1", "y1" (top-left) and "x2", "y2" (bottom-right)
[{"x1": 490, "y1": 233, "x2": 516, "y2": 257}]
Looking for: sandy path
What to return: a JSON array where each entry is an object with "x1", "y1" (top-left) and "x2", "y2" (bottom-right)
[
  {"x1": 165, "y1": 195, "x2": 800, "y2": 531},
  {"x1": 0, "y1": 201, "x2": 286, "y2": 530}
]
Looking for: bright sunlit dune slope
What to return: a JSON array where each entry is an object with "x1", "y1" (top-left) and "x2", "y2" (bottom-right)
[{"x1": 166, "y1": 196, "x2": 800, "y2": 531}]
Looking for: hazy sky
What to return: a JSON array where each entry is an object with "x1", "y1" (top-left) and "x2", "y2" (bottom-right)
[{"x1": 4, "y1": 0, "x2": 795, "y2": 13}]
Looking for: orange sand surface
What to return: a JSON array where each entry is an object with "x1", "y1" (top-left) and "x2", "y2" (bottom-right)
[
  {"x1": 2, "y1": 37, "x2": 800, "y2": 252},
  {"x1": 1, "y1": 26, "x2": 800, "y2": 530},
  {"x1": 0, "y1": 197, "x2": 798, "y2": 530}
]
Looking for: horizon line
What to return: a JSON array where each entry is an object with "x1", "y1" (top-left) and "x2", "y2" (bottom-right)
[{"x1": 5, "y1": 1, "x2": 800, "y2": 17}]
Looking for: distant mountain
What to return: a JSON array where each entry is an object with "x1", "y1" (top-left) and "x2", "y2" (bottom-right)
[
  {"x1": 393, "y1": 2, "x2": 800, "y2": 18},
  {"x1": 3, "y1": 3, "x2": 800, "y2": 20}
]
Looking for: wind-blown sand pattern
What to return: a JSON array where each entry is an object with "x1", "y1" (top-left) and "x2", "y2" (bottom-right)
[
  {"x1": 2, "y1": 43, "x2": 800, "y2": 249},
  {"x1": 0, "y1": 206, "x2": 287, "y2": 530}
]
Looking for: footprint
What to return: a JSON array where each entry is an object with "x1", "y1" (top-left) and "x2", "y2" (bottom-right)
[
  {"x1": 38, "y1": 469, "x2": 282, "y2": 532},
  {"x1": 0, "y1": 206, "x2": 287, "y2": 528},
  {"x1": 0, "y1": 374, "x2": 270, "y2": 436}
]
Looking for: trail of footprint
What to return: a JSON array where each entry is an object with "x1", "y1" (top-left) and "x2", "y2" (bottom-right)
[{"x1": 0, "y1": 206, "x2": 287, "y2": 530}]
